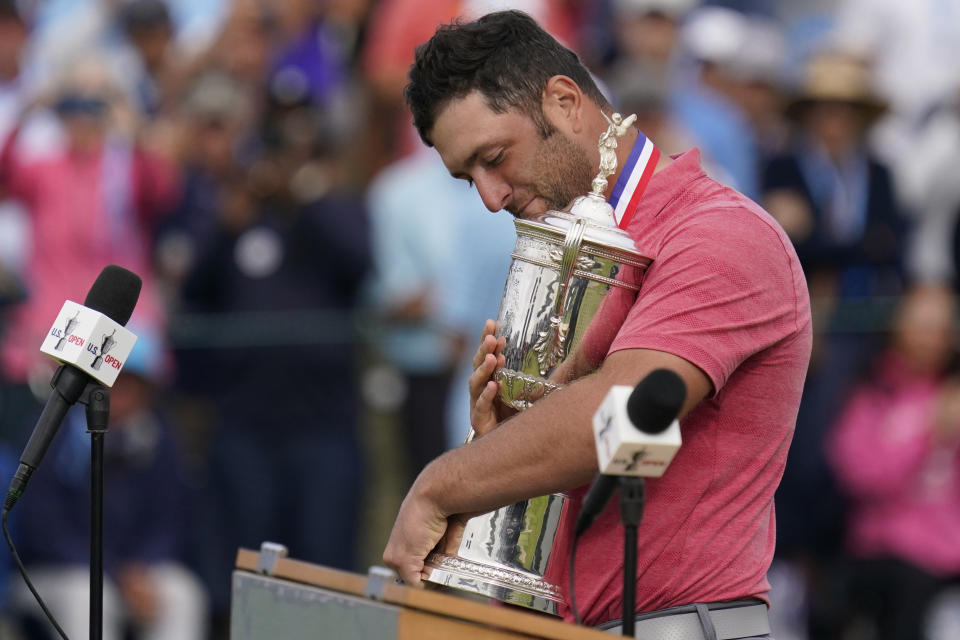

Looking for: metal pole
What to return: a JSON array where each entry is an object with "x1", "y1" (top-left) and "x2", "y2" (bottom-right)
[
  {"x1": 619, "y1": 477, "x2": 645, "y2": 638},
  {"x1": 622, "y1": 524, "x2": 637, "y2": 637},
  {"x1": 90, "y1": 431, "x2": 104, "y2": 640},
  {"x1": 86, "y1": 386, "x2": 110, "y2": 640}
]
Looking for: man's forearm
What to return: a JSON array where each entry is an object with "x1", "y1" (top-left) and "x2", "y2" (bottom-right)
[
  {"x1": 416, "y1": 370, "x2": 609, "y2": 517},
  {"x1": 383, "y1": 347, "x2": 711, "y2": 585},
  {"x1": 415, "y1": 346, "x2": 712, "y2": 518}
]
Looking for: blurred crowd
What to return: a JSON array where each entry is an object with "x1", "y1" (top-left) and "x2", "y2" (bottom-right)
[{"x1": 0, "y1": 0, "x2": 958, "y2": 638}]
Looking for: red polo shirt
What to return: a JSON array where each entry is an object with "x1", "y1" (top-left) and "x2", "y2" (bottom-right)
[{"x1": 553, "y1": 148, "x2": 812, "y2": 625}]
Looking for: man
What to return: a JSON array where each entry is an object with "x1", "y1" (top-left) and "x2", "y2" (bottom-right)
[{"x1": 382, "y1": 10, "x2": 811, "y2": 638}]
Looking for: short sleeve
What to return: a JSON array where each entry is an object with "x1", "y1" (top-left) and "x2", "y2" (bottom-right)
[{"x1": 609, "y1": 205, "x2": 804, "y2": 394}]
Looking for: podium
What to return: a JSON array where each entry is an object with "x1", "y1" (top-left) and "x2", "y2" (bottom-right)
[{"x1": 232, "y1": 544, "x2": 613, "y2": 639}]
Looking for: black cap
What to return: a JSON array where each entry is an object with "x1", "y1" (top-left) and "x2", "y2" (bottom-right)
[
  {"x1": 625, "y1": 369, "x2": 687, "y2": 434},
  {"x1": 83, "y1": 265, "x2": 142, "y2": 326}
]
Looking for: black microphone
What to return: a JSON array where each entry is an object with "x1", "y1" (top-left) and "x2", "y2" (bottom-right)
[
  {"x1": 5, "y1": 265, "x2": 141, "y2": 512},
  {"x1": 574, "y1": 369, "x2": 687, "y2": 537}
]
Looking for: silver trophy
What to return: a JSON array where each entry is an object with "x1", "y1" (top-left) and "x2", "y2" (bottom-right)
[{"x1": 422, "y1": 113, "x2": 653, "y2": 614}]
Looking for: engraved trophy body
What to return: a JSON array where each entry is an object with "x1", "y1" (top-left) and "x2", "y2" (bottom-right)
[{"x1": 422, "y1": 113, "x2": 653, "y2": 614}]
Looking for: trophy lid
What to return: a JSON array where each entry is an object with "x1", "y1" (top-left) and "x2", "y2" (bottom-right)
[{"x1": 520, "y1": 205, "x2": 642, "y2": 257}]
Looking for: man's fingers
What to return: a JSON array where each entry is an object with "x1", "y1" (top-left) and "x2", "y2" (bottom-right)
[
  {"x1": 395, "y1": 561, "x2": 424, "y2": 587},
  {"x1": 477, "y1": 379, "x2": 498, "y2": 405},
  {"x1": 472, "y1": 320, "x2": 499, "y2": 369},
  {"x1": 473, "y1": 380, "x2": 499, "y2": 413},
  {"x1": 471, "y1": 334, "x2": 498, "y2": 370},
  {"x1": 466, "y1": 321, "x2": 507, "y2": 435},
  {"x1": 382, "y1": 551, "x2": 422, "y2": 587},
  {"x1": 479, "y1": 318, "x2": 497, "y2": 342},
  {"x1": 471, "y1": 380, "x2": 501, "y2": 437},
  {"x1": 469, "y1": 353, "x2": 498, "y2": 402}
]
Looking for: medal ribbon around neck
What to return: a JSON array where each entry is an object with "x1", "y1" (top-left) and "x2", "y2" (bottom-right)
[{"x1": 608, "y1": 133, "x2": 660, "y2": 229}]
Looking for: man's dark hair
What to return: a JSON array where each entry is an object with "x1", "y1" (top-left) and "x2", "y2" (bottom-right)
[{"x1": 405, "y1": 10, "x2": 609, "y2": 146}]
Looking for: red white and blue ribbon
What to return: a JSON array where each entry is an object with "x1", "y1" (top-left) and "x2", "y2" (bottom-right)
[{"x1": 608, "y1": 132, "x2": 660, "y2": 229}]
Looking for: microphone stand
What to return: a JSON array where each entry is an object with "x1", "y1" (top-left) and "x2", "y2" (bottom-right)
[
  {"x1": 82, "y1": 383, "x2": 110, "y2": 640},
  {"x1": 618, "y1": 477, "x2": 645, "y2": 637}
]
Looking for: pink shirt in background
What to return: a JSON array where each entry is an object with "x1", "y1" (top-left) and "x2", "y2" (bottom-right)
[
  {"x1": 827, "y1": 352, "x2": 960, "y2": 575},
  {"x1": 553, "y1": 148, "x2": 812, "y2": 625},
  {"x1": 0, "y1": 126, "x2": 179, "y2": 382}
]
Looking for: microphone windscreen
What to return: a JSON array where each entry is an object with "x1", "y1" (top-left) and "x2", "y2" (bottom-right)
[
  {"x1": 83, "y1": 265, "x2": 142, "y2": 327},
  {"x1": 626, "y1": 369, "x2": 687, "y2": 434}
]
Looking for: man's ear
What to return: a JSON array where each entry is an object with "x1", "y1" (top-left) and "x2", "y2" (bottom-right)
[{"x1": 542, "y1": 75, "x2": 584, "y2": 134}]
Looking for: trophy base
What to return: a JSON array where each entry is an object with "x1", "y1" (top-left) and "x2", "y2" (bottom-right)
[{"x1": 423, "y1": 552, "x2": 562, "y2": 615}]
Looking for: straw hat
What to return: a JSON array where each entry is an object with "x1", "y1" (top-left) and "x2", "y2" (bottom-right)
[{"x1": 786, "y1": 52, "x2": 887, "y2": 121}]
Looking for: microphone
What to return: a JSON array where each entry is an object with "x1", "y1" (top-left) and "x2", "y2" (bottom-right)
[
  {"x1": 574, "y1": 369, "x2": 686, "y2": 537},
  {"x1": 5, "y1": 265, "x2": 141, "y2": 512}
]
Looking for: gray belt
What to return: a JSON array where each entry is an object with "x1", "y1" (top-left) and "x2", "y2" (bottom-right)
[{"x1": 599, "y1": 600, "x2": 770, "y2": 640}]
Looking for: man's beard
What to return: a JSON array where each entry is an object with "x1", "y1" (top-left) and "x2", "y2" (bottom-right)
[{"x1": 532, "y1": 128, "x2": 596, "y2": 212}]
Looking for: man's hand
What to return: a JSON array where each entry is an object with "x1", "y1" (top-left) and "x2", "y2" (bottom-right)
[
  {"x1": 382, "y1": 474, "x2": 450, "y2": 586},
  {"x1": 469, "y1": 319, "x2": 515, "y2": 437}
]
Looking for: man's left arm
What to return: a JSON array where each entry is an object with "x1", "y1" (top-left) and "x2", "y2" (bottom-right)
[{"x1": 383, "y1": 346, "x2": 712, "y2": 585}]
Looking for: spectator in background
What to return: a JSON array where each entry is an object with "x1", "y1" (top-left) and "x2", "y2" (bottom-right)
[
  {"x1": 762, "y1": 51, "x2": 905, "y2": 402},
  {"x1": 610, "y1": 60, "x2": 732, "y2": 182},
  {"x1": 365, "y1": 149, "x2": 467, "y2": 481},
  {"x1": 603, "y1": 0, "x2": 695, "y2": 95},
  {"x1": 436, "y1": 182, "x2": 516, "y2": 450},
  {"x1": 151, "y1": 73, "x2": 253, "y2": 483},
  {"x1": 18, "y1": 0, "x2": 182, "y2": 121},
  {"x1": 0, "y1": 0, "x2": 63, "y2": 349},
  {"x1": 0, "y1": 54, "x2": 178, "y2": 449},
  {"x1": 11, "y1": 330, "x2": 206, "y2": 640},
  {"x1": 827, "y1": 284, "x2": 960, "y2": 640},
  {"x1": 268, "y1": 0, "x2": 362, "y2": 187},
  {"x1": 117, "y1": 0, "x2": 176, "y2": 117},
  {"x1": 365, "y1": 146, "x2": 514, "y2": 477},
  {"x1": 180, "y1": 75, "x2": 371, "y2": 627},
  {"x1": 721, "y1": 15, "x2": 790, "y2": 161},
  {"x1": 764, "y1": 51, "x2": 908, "y2": 639},
  {"x1": 832, "y1": 0, "x2": 960, "y2": 212},
  {"x1": 670, "y1": 6, "x2": 762, "y2": 199},
  {"x1": 603, "y1": 0, "x2": 715, "y2": 163},
  {"x1": 0, "y1": 0, "x2": 64, "y2": 175},
  {"x1": 603, "y1": 1, "x2": 779, "y2": 189},
  {"x1": 154, "y1": 71, "x2": 254, "y2": 308},
  {"x1": 188, "y1": 0, "x2": 273, "y2": 114},
  {"x1": 763, "y1": 52, "x2": 905, "y2": 302},
  {"x1": 831, "y1": 0, "x2": 960, "y2": 290}
]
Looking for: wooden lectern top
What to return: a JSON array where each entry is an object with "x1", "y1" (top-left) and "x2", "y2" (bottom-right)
[{"x1": 234, "y1": 548, "x2": 613, "y2": 640}]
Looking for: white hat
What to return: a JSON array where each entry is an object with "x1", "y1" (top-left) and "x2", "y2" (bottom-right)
[
  {"x1": 727, "y1": 17, "x2": 786, "y2": 83},
  {"x1": 681, "y1": 7, "x2": 748, "y2": 66}
]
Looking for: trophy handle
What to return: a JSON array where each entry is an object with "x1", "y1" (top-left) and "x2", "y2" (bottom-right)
[{"x1": 534, "y1": 218, "x2": 586, "y2": 376}]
